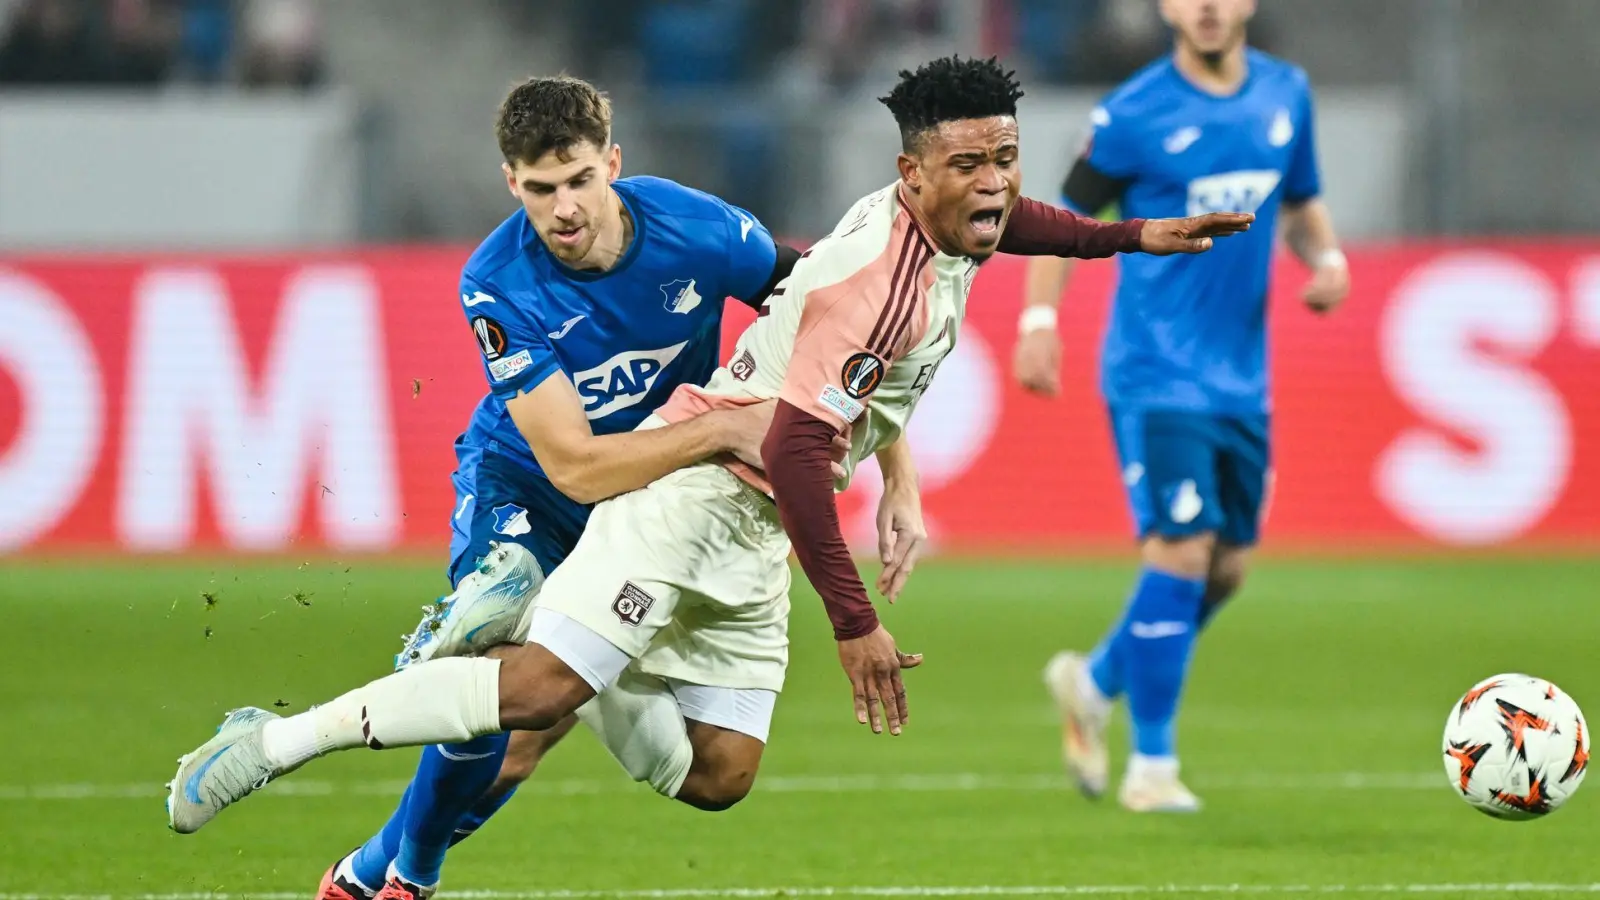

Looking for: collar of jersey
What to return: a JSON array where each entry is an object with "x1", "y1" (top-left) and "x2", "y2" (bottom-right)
[
  {"x1": 1165, "y1": 50, "x2": 1257, "y2": 103},
  {"x1": 530, "y1": 184, "x2": 648, "y2": 281}
]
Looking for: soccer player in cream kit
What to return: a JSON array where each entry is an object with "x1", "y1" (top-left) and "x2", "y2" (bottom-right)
[
  {"x1": 167, "y1": 56, "x2": 1251, "y2": 896},
  {"x1": 1015, "y1": 0, "x2": 1351, "y2": 812}
]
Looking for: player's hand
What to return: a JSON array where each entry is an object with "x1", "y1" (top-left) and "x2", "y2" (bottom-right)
[
  {"x1": 1012, "y1": 327, "x2": 1062, "y2": 397},
  {"x1": 724, "y1": 402, "x2": 851, "y2": 478},
  {"x1": 875, "y1": 476, "x2": 926, "y2": 603},
  {"x1": 1302, "y1": 257, "x2": 1350, "y2": 315},
  {"x1": 837, "y1": 625, "x2": 922, "y2": 735},
  {"x1": 1139, "y1": 212, "x2": 1254, "y2": 255}
]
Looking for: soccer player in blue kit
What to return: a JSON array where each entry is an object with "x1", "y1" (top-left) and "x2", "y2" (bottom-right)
[
  {"x1": 305, "y1": 76, "x2": 816, "y2": 898},
  {"x1": 1013, "y1": 0, "x2": 1350, "y2": 812}
]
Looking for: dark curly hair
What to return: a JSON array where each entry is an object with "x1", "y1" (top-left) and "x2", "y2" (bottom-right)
[
  {"x1": 495, "y1": 75, "x2": 612, "y2": 166},
  {"x1": 878, "y1": 56, "x2": 1025, "y2": 153}
]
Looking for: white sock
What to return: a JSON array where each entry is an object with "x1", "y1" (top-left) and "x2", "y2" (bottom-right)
[
  {"x1": 261, "y1": 712, "x2": 319, "y2": 770},
  {"x1": 334, "y1": 854, "x2": 377, "y2": 895},
  {"x1": 260, "y1": 657, "x2": 502, "y2": 770},
  {"x1": 387, "y1": 862, "x2": 437, "y2": 892},
  {"x1": 1128, "y1": 753, "x2": 1179, "y2": 781},
  {"x1": 577, "y1": 668, "x2": 693, "y2": 798}
]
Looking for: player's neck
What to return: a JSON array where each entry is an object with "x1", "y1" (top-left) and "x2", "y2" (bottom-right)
[
  {"x1": 898, "y1": 184, "x2": 963, "y2": 259},
  {"x1": 577, "y1": 188, "x2": 635, "y2": 272},
  {"x1": 1173, "y1": 41, "x2": 1248, "y2": 96}
]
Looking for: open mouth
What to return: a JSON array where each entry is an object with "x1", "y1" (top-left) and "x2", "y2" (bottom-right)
[
  {"x1": 969, "y1": 209, "x2": 1003, "y2": 237},
  {"x1": 550, "y1": 224, "x2": 585, "y2": 246}
]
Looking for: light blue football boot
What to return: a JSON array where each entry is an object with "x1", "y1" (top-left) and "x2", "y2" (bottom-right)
[
  {"x1": 394, "y1": 541, "x2": 543, "y2": 671},
  {"x1": 167, "y1": 706, "x2": 291, "y2": 834}
]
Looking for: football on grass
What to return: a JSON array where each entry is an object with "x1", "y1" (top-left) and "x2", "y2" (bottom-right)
[{"x1": 1442, "y1": 673, "x2": 1588, "y2": 819}]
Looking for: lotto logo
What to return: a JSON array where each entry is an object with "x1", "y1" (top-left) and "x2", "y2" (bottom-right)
[{"x1": 612, "y1": 581, "x2": 656, "y2": 626}]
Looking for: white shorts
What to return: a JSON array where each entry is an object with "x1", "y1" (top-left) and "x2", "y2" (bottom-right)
[{"x1": 532, "y1": 462, "x2": 793, "y2": 693}]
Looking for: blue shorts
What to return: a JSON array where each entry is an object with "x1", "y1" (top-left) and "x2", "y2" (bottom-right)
[
  {"x1": 445, "y1": 441, "x2": 590, "y2": 589},
  {"x1": 1107, "y1": 407, "x2": 1272, "y2": 547}
]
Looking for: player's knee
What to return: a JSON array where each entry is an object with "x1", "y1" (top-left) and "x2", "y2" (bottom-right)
[
  {"x1": 494, "y1": 645, "x2": 595, "y2": 731},
  {"x1": 674, "y1": 722, "x2": 764, "y2": 811},
  {"x1": 1141, "y1": 533, "x2": 1215, "y2": 580},
  {"x1": 676, "y1": 766, "x2": 756, "y2": 812}
]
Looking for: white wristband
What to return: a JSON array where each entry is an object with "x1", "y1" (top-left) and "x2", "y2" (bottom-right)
[
  {"x1": 1316, "y1": 248, "x2": 1348, "y2": 270},
  {"x1": 1018, "y1": 305, "x2": 1059, "y2": 334}
]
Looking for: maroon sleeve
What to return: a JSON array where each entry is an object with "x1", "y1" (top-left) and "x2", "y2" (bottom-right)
[
  {"x1": 999, "y1": 196, "x2": 1145, "y2": 258},
  {"x1": 762, "y1": 400, "x2": 879, "y2": 640}
]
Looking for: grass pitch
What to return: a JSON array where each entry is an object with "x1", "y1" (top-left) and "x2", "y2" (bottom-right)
[{"x1": 2, "y1": 554, "x2": 1598, "y2": 898}]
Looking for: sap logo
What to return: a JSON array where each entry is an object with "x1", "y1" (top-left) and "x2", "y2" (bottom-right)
[
  {"x1": 1186, "y1": 170, "x2": 1282, "y2": 217},
  {"x1": 572, "y1": 342, "x2": 687, "y2": 419}
]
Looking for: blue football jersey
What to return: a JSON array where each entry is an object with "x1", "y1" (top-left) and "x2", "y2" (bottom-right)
[
  {"x1": 1063, "y1": 49, "x2": 1322, "y2": 415},
  {"x1": 456, "y1": 175, "x2": 777, "y2": 489}
]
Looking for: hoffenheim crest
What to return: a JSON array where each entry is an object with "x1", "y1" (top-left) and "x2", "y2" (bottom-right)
[
  {"x1": 661, "y1": 279, "x2": 702, "y2": 315},
  {"x1": 492, "y1": 503, "x2": 532, "y2": 537}
]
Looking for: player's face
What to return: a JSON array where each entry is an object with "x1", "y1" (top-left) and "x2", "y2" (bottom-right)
[
  {"x1": 503, "y1": 141, "x2": 622, "y2": 265},
  {"x1": 1161, "y1": 0, "x2": 1254, "y2": 58},
  {"x1": 899, "y1": 117, "x2": 1021, "y2": 261}
]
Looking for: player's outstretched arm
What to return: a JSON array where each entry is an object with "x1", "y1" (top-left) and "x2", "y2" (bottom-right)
[
  {"x1": 505, "y1": 372, "x2": 772, "y2": 505},
  {"x1": 998, "y1": 196, "x2": 1253, "y2": 258}
]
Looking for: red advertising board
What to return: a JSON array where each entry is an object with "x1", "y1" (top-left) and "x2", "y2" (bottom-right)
[{"x1": 3, "y1": 243, "x2": 1598, "y2": 555}]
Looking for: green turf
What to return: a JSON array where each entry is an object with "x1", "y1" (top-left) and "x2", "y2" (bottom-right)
[{"x1": 2, "y1": 555, "x2": 1599, "y2": 898}]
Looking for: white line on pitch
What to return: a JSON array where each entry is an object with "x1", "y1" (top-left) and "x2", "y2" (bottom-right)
[
  {"x1": 0, "y1": 771, "x2": 1442, "y2": 802},
  {"x1": 1, "y1": 884, "x2": 1598, "y2": 898}
]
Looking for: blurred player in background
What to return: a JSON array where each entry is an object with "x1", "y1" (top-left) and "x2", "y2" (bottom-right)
[
  {"x1": 1013, "y1": 0, "x2": 1349, "y2": 812},
  {"x1": 166, "y1": 56, "x2": 1250, "y2": 898},
  {"x1": 300, "y1": 75, "x2": 817, "y2": 900}
]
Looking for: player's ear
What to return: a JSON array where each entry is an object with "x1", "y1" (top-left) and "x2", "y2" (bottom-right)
[
  {"x1": 606, "y1": 143, "x2": 622, "y2": 183},
  {"x1": 896, "y1": 153, "x2": 922, "y2": 193},
  {"x1": 502, "y1": 162, "x2": 518, "y2": 198}
]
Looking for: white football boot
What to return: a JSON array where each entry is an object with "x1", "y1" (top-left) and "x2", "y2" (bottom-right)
[
  {"x1": 167, "y1": 706, "x2": 292, "y2": 833},
  {"x1": 1118, "y1": 756, "x2": 1203, "y2": 813},
  {"x1": 394, "y1": 541, "x2": 543, "y2": 671},
  {"x1": 1043, "y1": 651, "x2": 1111, "y2": 798}
]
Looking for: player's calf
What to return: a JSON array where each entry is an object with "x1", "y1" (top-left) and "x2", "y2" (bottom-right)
[
  {"x1": 489, "y1": 718, "x2": 576, "y2": 797},
  {"x1": 1198, "y1": 543, "x2": 1250, "y2": 629}
]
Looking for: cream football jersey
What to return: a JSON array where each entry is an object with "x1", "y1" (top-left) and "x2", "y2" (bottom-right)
[{"x1": 655, "y1": 182, "x2": 977, "y2": 492}]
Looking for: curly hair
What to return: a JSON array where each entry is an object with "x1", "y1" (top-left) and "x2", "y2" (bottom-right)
[
  {"x1": 495, "y1": 75, "x2": 612, "y2": 166},
  {"x1": 878, "y1": 56, "x2": 1025, "y2": 153}
]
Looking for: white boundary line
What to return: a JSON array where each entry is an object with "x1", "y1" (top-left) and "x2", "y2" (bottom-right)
[
  {"x1": 1, "y1": 885, "x2": 1598, "y2": 898},
  {"x1": 0, "y1": 771, "x2": 1441, "y2": 801}
]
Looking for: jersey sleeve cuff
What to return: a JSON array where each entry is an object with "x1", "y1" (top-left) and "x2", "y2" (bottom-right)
[{"x1": 488, "y1": 355, "x2": 562, "y2": 400}]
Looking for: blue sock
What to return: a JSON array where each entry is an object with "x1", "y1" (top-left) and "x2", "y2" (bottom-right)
[
  {"x1": 448, "y1": 784, "x2": 519, "y2": 847},
  {"x1": 1114, "y1": 567, "x2": 1206, "y2": 759},
  {"x1": 349, "y1": 781, "x2": 412, "y2": 890},
  {"x1": 1086, "y1": 604, "x2": 1130, "y2": 700},
  {"x1": 391, "y1": 733, "x2": 509, "y2": 886}
]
